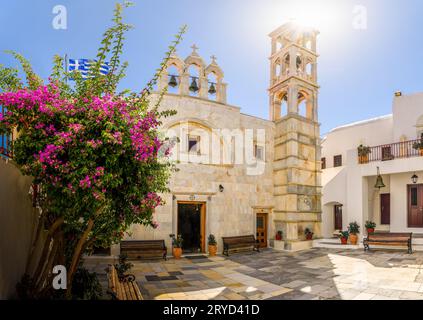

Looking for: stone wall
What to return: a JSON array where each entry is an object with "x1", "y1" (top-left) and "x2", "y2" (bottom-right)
[{"x1": 0, "y1": 159, "x2": 37, "y2": 299}]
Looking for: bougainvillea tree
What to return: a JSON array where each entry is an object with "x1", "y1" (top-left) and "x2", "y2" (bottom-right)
[{"x1": 0, "y1": 2, "x2": 185, "y2": 298}]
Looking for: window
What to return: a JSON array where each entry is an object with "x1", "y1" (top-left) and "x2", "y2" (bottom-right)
[
  {"x1": 321, "y1": 157, "x2": 326, "y2": 170},
  {"x1": 254, "y1": 145, "x2": 264, "y2": 161},
  {"x1": 411, "y1": 187, "x2": 418, "y2": 206},
  {"x1": 334, "y1": 155, "x2": 342, "y2": 167},
  {"x1": 188, "y1": 135, "x2": 200, "y2": 154}
]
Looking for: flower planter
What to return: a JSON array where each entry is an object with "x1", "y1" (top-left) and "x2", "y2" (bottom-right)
[
  {"x1": 359, "y1": 155, "x2": 369, "y2": 164},
  {"x1": 306, "y1": 233, "x2": 313, "y2": 240},
  {"x1": 208, "y1": 245, "x2": 217, "y2": 257},
  {"x1": 340, "y1": 237, "x2": 348, "y2": 245},
  {"x1": 349, "y1": 234, "x2": 358, "y2": 245},
  {"x1": 367, "y1": 228, "x2": 375, "y2": 234},
  {"x1": 420, "y1": 149, "x2": 423, "y2": 156},
  {"x1": 275, "y1": 234, "x2": 282, "y2": 241},
  {"x1": 173, "y1": 247, "x2": 182, "y2": 259}
]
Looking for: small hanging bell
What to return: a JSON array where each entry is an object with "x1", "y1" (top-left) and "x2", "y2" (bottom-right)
[
  {"x1": 374, "y1": 167, "x2": 386, "y2": 189},
  {"x1": 189, "y1": 78, "x2": 199, "y2": 92},
  {"x1": 208, "y1": 83, "x2": 216, "y2": 95},
  {"x1": 168, "y1": 75, "x2": 178, "y2": 88}
]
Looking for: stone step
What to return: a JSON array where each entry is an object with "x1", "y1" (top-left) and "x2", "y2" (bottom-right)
[{"x1": 313, "y1": 239, "x2": 423, "y2": 251}]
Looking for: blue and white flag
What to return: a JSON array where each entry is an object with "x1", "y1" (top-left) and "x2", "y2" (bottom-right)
[{"x1": 68, "y1": 59, "x2": 110, "y2": 79}]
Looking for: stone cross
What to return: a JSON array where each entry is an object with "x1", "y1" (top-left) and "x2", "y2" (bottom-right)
[
  {"x1": 191, "y1": 44, "x2": 199, "y2": 54},
  {"x1": 210, "y1": 55, "x2": 217, "y2": 64}
]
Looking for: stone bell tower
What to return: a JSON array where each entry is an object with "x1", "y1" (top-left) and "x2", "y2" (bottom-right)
[{"x1": 269, "y1": 23, "x2": 322, "y2": 251}]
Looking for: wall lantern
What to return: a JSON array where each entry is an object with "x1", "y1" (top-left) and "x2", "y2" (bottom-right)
[
  {"x1": 219, "y1": 184, "x2": 224, "y2": 193},
  {"x1": 411, "y1": 173, "x2": 419, "y2": 184},
  {"x1": 374, "y1": 167, "x2": 386, "y2": 189}
]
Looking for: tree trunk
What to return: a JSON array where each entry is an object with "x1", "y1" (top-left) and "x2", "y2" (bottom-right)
[
  {"x1": 35, "y1": 231, "x2": 62, "y2": 293},
  {"x1": 31, "y1": 217, "x2": 64, "y2": 285},
  {"x1": 25, "y1": 209, "x2": 45, "y2": 274}
]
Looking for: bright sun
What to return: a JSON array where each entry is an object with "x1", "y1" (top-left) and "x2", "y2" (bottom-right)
[
  {"x1": 289, "y1": 3, "x2": 342, "y2": 31},
  {"x1": 266, "y1": 1, "x2": 345, "y2": 33}
]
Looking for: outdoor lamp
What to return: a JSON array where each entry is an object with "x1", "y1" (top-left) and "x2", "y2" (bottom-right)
[
  {"x1": 411, "y1": 173, "x2": 419, "y2": 184},
  {"x1": 374, "y1": 167, "x2": 386, "y2": 189},
  {"x1": 219, "y1": 184, "x2": 224, "y2": 192}
]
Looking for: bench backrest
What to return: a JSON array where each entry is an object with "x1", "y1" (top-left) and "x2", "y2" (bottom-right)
[
  {"x1": 368, "y1": 233, "x2": 412, "y2": 241},
  {"x1": 121, "y1": 240, "x2": 166, "y2": 250},
  {"x1": 222, "y1": 235, "x2": 256, "y2": 244}
]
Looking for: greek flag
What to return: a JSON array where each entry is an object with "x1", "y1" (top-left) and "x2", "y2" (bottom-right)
[{"x1": 68, "y1": 59, "x2": 110, "y2": 79}]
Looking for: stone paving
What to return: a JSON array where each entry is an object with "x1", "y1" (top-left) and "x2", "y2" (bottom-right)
[{"x1": 85, "y1": 248, "x2": 423, "y2": 300}]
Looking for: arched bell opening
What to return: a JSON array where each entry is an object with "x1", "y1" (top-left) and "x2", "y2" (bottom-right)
[
  {"x1": 283, "y1": 54, "x2": 290, "y2": 76},
  {"x1": 207, "y1": 72, "x2": 218, "y2": 101},
  {"x1": 297, "y1": 91, "x2": 313, "y2": 120},
  {"x1": 274, "y1": 58, "x2": 282, "y2": 83},
  {"x1": 167, "y1": 64, "x2": 180, "y2": 94},
  {"x1": 273, "y1": 91, "x2": 288, "y2": 120},
  {"x1": 187, "y1": 64, "x2": 201, "y2": 97},
  {"x1": 305, "y1": 61, "x2": 313, "y2": 81},
  {"x1": 296, "y1": 54, "x2": 303, "y2": 74}
]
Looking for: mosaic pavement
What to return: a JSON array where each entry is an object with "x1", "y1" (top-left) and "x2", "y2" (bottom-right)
[{"x1": 85, "y1": 248, "x2": 423, "y2": 300}]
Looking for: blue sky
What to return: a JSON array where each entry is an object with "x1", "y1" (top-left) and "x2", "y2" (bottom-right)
[{"x1": 1, "y1": 0, "x2": 423, "y2": 134}]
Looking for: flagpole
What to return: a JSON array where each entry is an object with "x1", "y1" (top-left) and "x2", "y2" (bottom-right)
[{"x1": 64, "y1": 53, "x2": 69, "y2": 84}]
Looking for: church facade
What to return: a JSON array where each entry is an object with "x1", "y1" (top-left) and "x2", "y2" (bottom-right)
[{"x1": 124, "y1": 23, "x2": 323, "y2": 254}]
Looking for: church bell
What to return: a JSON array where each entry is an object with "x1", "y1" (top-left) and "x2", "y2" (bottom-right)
[
  {"x1": 208, "y1": 83, "x2": 216, "y2": 95},
  {"x1": 374, "y1": 167, "x2": 386, "y2": 189},
  {"x1": 189, "y1": 78, "x2": 199, "y2": 92},
  {"x1": 168, "y1": 75, "x2": 178, "y2": 88}
]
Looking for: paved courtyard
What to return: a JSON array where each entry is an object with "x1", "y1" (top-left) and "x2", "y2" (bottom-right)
[{"x1": 86, "y1": 248, "x2": 423, "y2": 300}]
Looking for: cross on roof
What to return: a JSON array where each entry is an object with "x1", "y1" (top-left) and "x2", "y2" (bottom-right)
[
  {"x1": 210, "y1": 55, "x2": 217, "y2": 64},
  {"x1": 191, "y1": 44, "x2": 199, "y2": 54}
]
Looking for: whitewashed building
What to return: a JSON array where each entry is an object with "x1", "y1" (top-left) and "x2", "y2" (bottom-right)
[{"x1": 321, "y1": 92, "x2": 423, "y2": 240}]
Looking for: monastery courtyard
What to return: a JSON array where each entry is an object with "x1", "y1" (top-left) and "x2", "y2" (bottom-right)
[{"x1": 85, "y1": 248, "x2": 423, "y2": 300}]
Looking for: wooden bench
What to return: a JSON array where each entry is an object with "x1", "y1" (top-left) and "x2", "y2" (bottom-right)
[
  {"x1": 222, "y1": 235, "x2": 260, "y2": 256},
  {"x1": 364, "y1": 232, "x2": 413, "y2": 254},
  {"x1": 120, "y1": 240, "x2": 167, "y2": 260},
  {"x1": 107, "y1": 265, "x2": 143, "y2": 300}
]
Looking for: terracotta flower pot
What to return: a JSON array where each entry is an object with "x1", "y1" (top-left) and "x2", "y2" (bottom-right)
[
  {"x1": 349, "y1": 234, "x2": 358, "y2": 245},
  {"x1": 367, "y1": 228, "x2": 375, "y2": 234},
  {"x1": 306, "y1": 233, "x2": 313, "y2": 240},
  {"x1": 359, "y1": 155, "x2": 369, "y2": 164},
  {"x1": 173, "y1": 247, "x2": 182, "y2": 259},
  {"x1": 420, "y1": 149, "x2": 423, "y2": 156},
  {"x1": 340, "y1": 237, "x2": 348, "y2": 245},
  {"x1": 208, "y1": 245, "x2": 217, "y2": 256}
]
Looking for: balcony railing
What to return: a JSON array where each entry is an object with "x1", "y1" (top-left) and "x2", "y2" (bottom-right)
[{"x1": 359, "y1": 139, "x2": 423, "y2": 164}]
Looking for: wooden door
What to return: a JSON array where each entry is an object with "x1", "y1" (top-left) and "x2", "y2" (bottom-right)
[
  {"x1": 256, "y1": 213, "x2": 267, "y2": 248},
  {"x1": 177, "y1": 201, "x2": 206, "y2": 253},
  {"x1": 408, "y1": 185, "x2": 423, "y2": 228},
  {"x1": 334, "y1": 205, "x2": 343, "y2": 230},
  {"x1": 380, "y1": 194, "x2": 391, "y2": 225}
]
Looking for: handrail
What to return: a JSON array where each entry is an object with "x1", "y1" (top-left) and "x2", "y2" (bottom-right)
[{"x1": 359, "y1": 139, "x2": 423, "y2": 163}]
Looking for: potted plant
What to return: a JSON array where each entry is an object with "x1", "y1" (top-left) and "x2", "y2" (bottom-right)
[
  {"x1": 208, "y1": 234, "x2": 217, "y2": 257},
  {"x1": 358, "y1": 144, "x2": 371, "y2": 163},
  {"x1": 365, "y1": 221, "x2": 376, "y2": 234},
  {"x1": 170, "y1": 234, "x2": 183, "y2": 259},
  {"x1": 275, "y1": 230, "x2": 283, "y2": 241},
  {"x1": 348, "y1": 222, "x2": 360, "y2": 245},
  {"x1": 338, "y1": 231, "x2": 349, "y2": 245},
  {"x1": 413, "y1": 140, "x2": 423, "y2": 156},
  {"x1": 305, "y1": 228, "x2": 314, "y2": 240}
]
